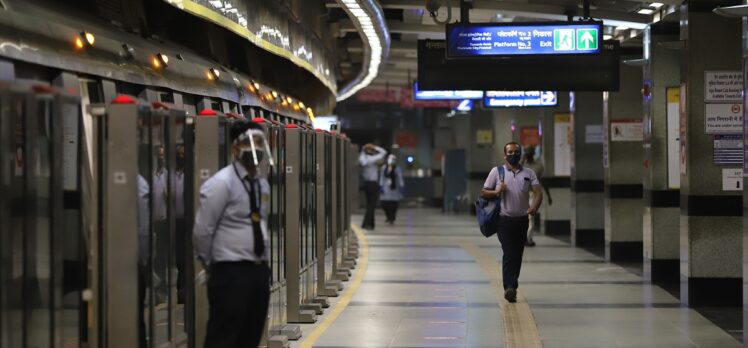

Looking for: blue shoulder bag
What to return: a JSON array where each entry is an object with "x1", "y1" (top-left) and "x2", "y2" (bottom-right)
[{"x1": 475, "y1": 166, "x2": 505, "y2": 238}]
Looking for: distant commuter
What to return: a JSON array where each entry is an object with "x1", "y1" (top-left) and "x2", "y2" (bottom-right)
[
  {"x1": 481, "y1": 142, "x2": 543, "y2": 303},
  {"x1": 193, "y1": 120, "x2": 272, "y2": 348},
  {"x1": 521, "y1": 147, "x2": 552, "y2": 247},
  {"x1": 152, "y1": 146, "x2": 169, "y2": 302},
  {"x1": 379, "y1": 154, "x2": 405, "y2": 225},
  {"x1": 173, "y1": 144, "x2": 186, "y2": 304},
  {"x1": 359, "y1": 143, "x2": 387, "y2": 230},
  {"x1": 136, "y1": 174, "x2": 149, "y2": 348}
]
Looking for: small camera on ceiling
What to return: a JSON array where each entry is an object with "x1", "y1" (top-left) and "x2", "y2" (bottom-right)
[{"x1": 425, "y1": 0, "x2": 441, "y2": 18}]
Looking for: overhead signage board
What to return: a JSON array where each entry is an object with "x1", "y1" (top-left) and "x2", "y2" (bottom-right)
[
  {"x1": 417, "y1": 40, "x2": 620, "y2": 91},
  {"x1": 484, "y1": 91, "x2": 557, "y2": 107},
  {"x1": 446, "y1": 21, "x2": 602, "y2": 58},
  {"x1": 413, "y1": 82, "x2": 483, "y2": 100}
]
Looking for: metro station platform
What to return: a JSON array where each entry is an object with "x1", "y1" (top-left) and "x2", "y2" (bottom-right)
[{"x1": 293, "y1": 209, "x2": 741, "y2": 348}]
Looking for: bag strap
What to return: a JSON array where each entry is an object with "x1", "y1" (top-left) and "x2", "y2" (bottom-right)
[{"x1": 498, "y1": 165, "x2": 505, "y2": 183}]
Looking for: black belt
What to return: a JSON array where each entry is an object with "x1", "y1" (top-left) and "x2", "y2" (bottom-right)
[
  {"x1": 500, "y1": 215, "x2": 529, "y2": 220},
  {"x1": 211, "y1": 260, "x2": 268, "y2": 268}
]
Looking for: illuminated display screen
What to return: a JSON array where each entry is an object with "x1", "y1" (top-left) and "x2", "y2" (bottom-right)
[
  {"x1": 446, "y1": 22, "x2": 602, "y2": 58},
  {"x1": 484, "y1": 91, "x2": 558, "y2": 107},
  {"x1": 413, "y1": 82, "x2": 483, "y2": 100}
]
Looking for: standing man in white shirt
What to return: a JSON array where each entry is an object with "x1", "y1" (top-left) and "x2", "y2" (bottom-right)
[
  {"x1": 358, "y1": 143, "x2": 387, "y2": 230},
  {"x1": 193, "y1": 120, "x2": 272, "y2": 348}
]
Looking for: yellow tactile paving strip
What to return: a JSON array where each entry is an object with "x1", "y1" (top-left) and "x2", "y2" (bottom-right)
[
  {"x1": 459, "y1": 241, "x2": 543, "y2": 348},
  {"x1": 298, "y1": 224, "x2": 370, "y2": 348}
]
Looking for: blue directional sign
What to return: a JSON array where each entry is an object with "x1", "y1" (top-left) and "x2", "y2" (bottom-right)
[
  {"x1": 446, "y1": 21, "x2": 602, "y2": 58},
  {"x1": 484, "y1": 91, "x2": 558, "y2": 108},
  {"x1": 414, "y1": 82, "x2": 483, "y2": 100}
]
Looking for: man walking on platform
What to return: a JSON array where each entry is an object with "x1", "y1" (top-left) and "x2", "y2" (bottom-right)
[
  {"x1": 359, "y1": 143, "x2": 387, "y2": 230},
  {"x1": 481, "y1": 142, "x2": 543, "y2": 303},
  {"x1": 193, "y1": 120, "x2": 272, "y2": 348}
]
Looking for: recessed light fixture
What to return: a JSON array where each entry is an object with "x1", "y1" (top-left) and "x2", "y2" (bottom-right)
[
  {"x1": 650, "y1": 2, "x2": 664, "y2": 8},
  {"x1": 80, "y1": 31, "x2": 95, "y2": 46},
  {"x1": 155, "y1": 53, "x2": 169, "y2": 67},
  {"x1": 638, "y1": 8, "x2": 654, "y2": 15},
  {"x1": 603, "y1": 34, "x2": 613, "y2": 40},
  {"x1": 208, "y1": 68, "x2": 220, "y2": 80}
]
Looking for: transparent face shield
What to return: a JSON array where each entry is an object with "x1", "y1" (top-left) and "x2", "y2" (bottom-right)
[{"x1": 234, "y1": 128, "x2": 275, "y2": 167}]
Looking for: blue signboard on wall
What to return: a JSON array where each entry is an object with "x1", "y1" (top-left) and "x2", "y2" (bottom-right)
[
  {"x1": 414, "y1": 82, "x2": 483, "y2": 100},
  {"x1": 446, "y1": 21, "x2": 602, "y2": 58},
  {"x1": 484, "y1": 91, "x2": 558, "y2": 108}
]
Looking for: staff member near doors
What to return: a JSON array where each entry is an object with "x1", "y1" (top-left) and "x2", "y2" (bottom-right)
[
  {"x1": 480, "y1": 142, "x2": 542, "y2": 303},
  {"x1": 359, "y1": 143, "x2": 387, "y2": 230},
  {"x1": 193, "y1": 120, "x2": 271, "y2": 348}
]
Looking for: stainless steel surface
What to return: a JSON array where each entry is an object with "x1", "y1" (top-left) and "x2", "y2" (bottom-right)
[{"x1": 104, "y1": 102, "x2": 140, "y2": 348}]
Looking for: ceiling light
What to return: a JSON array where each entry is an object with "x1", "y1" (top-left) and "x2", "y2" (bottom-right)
[
  {"x1": 638, "y1": 8, "x2": 654, "y2": 15},
  {"x1": 298, "y1": 102, "x2": 305, "y2": 109},
  {"x1": 155, "y1": 53, "x2": 169, "y2": 67},
  {"x1": 604, "y1": 34, "x2": 613, "y2": 40},
  {"x1": 335, "y1": 0, "x2": 390, "y2": 101},
  {"x1": 271, "y1": 91, "x2": 278, "y2": 98},
  {"x1": 650, "y1": 2, "x2": 664, "y2": 8},
  {"x1": 80, "y1": 31, "x2": 95, "y2": 46},
  {"x1": 209, "y1": 68, "x2": 220, "y2": 79},
  {"x1": 207, "y1": 68, "x2": 220, "y2": 81},
  {"x1": 617, "y1": 26, "x2": 629, "y2": 31}
]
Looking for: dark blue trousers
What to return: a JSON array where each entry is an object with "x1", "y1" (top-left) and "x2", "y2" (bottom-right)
[{"x1": 497, "y1": 216, "x2": 529, "y2": 290}]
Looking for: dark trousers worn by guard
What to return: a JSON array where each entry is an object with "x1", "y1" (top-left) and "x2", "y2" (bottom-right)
[
  {"x1": 362, "y1": 180, "x2": 379, "y2": 229},
  {"x1": 204, "y1": 261, "x2": 270, "y2": 348},
  {"x1": 497, "y1": 216, "x2": 529, "y2": 290}
]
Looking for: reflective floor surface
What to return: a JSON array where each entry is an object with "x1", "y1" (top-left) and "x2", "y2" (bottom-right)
[{"x1": 293, "y1": 208, "x2": 741, "y2": 348}]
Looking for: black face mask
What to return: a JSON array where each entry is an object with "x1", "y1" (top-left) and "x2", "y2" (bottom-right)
[
  {"x1": 239, "y1": 149, "x2": 264, "y2": 167},
  {"x1": 176, "y1": 156, "x2": 185, "y2": 170},
  {"x1": 506, "y1": 154, "x2": 522, "y2": 166}
]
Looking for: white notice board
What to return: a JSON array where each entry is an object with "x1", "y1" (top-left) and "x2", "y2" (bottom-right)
[
  {"x1": 705, "y1": 71, "x2": 743, "y2": 102},
  {"x1": 585, "y1": 124, "x2": 603, "y2": 144},
  {"x1": 722, "y1": 168, "x2": 743, "y2": 191},
  {"x1": 666, "y1": 87, "x2": 680, "y2": 189},
  {"x1": 610, "y1": 119, "x2": 644, "y2": 142},
  {"x1": 705, "y1": 103, "x2": 743, "y2": 134},
  {"x1": 554, "y1": 113, "x2": 571, "y2": 176}
]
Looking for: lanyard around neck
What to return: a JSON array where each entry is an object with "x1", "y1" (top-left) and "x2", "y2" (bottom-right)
[{"x1": 233, "y1": 163, "x2": 259, "y2": 214}]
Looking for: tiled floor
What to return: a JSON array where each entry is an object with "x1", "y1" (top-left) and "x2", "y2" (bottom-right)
[{"x1": 294, "y1": 209, "x2": 741, "y2": 348}]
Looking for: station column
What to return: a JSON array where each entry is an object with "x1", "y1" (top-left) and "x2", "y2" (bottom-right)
[
  {"x1": 602, "y1": 55, "x2": 644, "y2": 262},
  {"x1": 679, "y1": 1, "x2": 742, "y2": 306},
  {"x1": 642, "y1": 22, "x2": 681, "y2": 282},
  {"x1": 570, "y1": 92, "x2": 605, "y2": 247}
]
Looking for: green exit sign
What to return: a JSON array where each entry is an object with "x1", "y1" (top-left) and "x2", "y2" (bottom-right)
[{"x1": 576, "y1": 28, "x2": 598, "y2": 51}]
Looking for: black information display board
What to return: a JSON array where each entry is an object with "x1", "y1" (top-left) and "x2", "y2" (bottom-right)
[{"x1": 417, "y1": 39, "x2": 620, "y2": 91}]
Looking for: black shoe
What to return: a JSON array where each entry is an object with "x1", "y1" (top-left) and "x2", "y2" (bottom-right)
[
  {"x1": 504, "y1": 288, "x2": 517, "y2": 303},
  {"x1": 526, "y1": 240, "x2": 536, "y2": 247}
]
